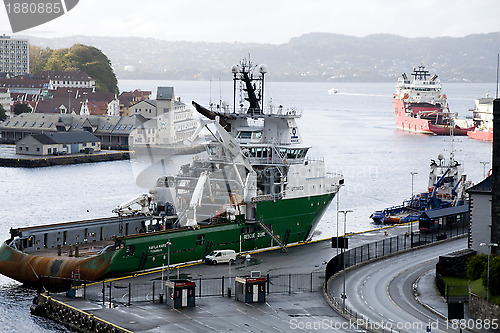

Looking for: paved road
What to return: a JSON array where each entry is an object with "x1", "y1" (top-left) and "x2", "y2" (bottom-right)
[{"x1": 328, "y1": 238, "x2": 471, "y2": 333}]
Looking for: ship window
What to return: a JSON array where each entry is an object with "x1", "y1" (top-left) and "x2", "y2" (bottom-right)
[
  {"x1": 207, "y1": 145, "x2": 217, "y2": 155},
  {"x1": 253, "y1": 131, "x2": 262, "y2": 139},
  {"x1": 237, "y1": 131, "x2": 252, "y2": 139},
  {"x1": 255, "y1": 147, "x2": 263, "y2": 158},
  {"x1": 126, "y1": 245, "x2": 135, "y2": 256}
]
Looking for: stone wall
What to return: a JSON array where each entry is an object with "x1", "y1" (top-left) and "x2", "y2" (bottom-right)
[
  {"x1": 469, "y1": 292, "x2": 500, "y2": 320},
  {"x1": 436, "y1": 249, "x2": 476, "y2": 278}
]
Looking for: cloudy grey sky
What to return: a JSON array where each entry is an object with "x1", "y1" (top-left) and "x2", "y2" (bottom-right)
[{"x1": 1, "y1": 0, "x2": 500, "y2": 43}]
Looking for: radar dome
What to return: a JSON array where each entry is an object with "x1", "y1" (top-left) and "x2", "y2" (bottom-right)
[
  {"x1": 437, "y1": 153, "x2": 444, "y2": 160},
  {"x1": 231, "y1": 65, "x2": 240, "y2": 74},
  {"x1": 259, "y1": 64, "x2": 268, "y2": 74}
]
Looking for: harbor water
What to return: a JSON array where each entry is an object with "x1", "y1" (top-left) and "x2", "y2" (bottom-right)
[{"x1": 0, "y1": 81, "x2": 494, "y2": 331}]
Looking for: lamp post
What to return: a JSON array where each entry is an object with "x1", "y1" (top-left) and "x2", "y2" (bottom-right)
[
  {"x1": 480, "y1": 161, "x2": 490, "y2": 179},
  {"x1": 410, "y1": 172, "x2": 418, "y2": 247},
  {"x1": 480, "y1": 242, "x2": 498, "y2": 319},
  {"x1": 339, "y1": 209, "x2": 353, "y2": 312},
  {"x1": 336, "y1": 190, "x2": 340, "y2": 256}
]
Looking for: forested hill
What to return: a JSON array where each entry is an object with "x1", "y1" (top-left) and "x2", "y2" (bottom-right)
[{"x1": 27, "y1": 32, "x2": 500, "y2": 82}]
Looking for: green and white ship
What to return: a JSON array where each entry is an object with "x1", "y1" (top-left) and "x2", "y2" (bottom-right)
[{"x1": 0, "y1": 59, "x2": 344, "y2": 290}]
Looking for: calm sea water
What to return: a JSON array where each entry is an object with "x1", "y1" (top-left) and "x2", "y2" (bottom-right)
[{"x1": 0, "y1": 80, "x2": 494, "y2": 331}]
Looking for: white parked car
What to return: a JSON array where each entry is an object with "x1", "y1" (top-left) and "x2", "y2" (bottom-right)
[{"x1": 204, "y1": 250, "x2": 236, "y2": 265}]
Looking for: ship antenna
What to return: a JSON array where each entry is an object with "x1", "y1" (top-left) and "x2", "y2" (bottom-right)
[
  {"x1": 209, "y1": 58, "x2": 213, "y2": 110},
  {"x1": 496, "y1": 53, "x2": 499, "y2": 99}
]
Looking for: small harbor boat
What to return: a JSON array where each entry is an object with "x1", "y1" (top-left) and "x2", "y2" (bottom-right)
[{"x1": 370, "y1": 153, "x2": 468, "y2": 225}]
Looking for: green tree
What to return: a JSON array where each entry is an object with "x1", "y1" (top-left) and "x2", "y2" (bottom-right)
[
  {"x1": 0, "y1": 104, "x2": 7, "y2": 121},
  {"x1": 43, "y1": 44, "x2": 118, "y2": 94},
  {"x1": 29, "y1": 46, "x2": 53, "y2": 75},
  {"x1": 466, "y1": 254, "x2": 488, "y2": 280},
  {"x1": 13, "y1": 103, "x2": 31, "y2": 115}
]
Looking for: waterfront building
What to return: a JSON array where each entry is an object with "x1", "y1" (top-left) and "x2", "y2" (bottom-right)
[
  {"x1": 129, "y1": 87, "x2": 197, "y2": 145},
  {"x1": 0, "y1": 113, "x2": 143, "y2": 149},
  {"x1": 16, "y1": 131, "x2": 101, "y2": 156},
  {"x1": 0, "y1": 35, "x2": 29, "y2": 76}
]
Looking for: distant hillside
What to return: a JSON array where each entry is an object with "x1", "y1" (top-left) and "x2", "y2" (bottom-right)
[{"x1": 25, "y1": 32, "x2": 500, "y2": 83}]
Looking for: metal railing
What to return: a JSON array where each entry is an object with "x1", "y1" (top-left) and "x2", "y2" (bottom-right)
[
  {"x1": 324, "y1": 221, "x2": 468, "y2": 333},
  {"x1": 74, "y1": 271, "x2": 325, "y2": 306}
]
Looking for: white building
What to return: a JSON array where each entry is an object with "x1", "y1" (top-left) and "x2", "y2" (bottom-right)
[
  {"x1": 41, "y1": 71, "x2": 96, "y2": 90},
  {"x1": 0, "y1": 88, "x2": 9, "y2": 113},
  {"x1": 129, "y1": 87, "x2": 197, "y2": 145},
  {"x1": 467, "y1": 176, "x2": 492, "y2": 254},
  {"x1": 0, "y1": 35, "x2": 29, "y2": 76}
]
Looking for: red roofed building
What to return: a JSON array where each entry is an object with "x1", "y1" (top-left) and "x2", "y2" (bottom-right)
[{"x1": 119, "y1": 89, "x2": 151, "y2": 116}]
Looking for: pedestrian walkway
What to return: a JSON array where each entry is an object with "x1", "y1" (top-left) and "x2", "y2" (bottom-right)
[{"x1": 415, "y1": 269, "x2": 498, "y2": 333}]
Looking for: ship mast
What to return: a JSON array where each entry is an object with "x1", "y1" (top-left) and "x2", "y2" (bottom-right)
[
  {"x1": 411, "y1": 65, "x2": 430, "y2": 81},
  {"x1": 231, "y1": 58, "x2": 267, "y2": 115}
]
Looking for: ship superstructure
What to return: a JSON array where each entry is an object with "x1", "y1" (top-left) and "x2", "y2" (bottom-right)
[{"x1": 467, "y1": 94, "x2": 494, "y2": 141}]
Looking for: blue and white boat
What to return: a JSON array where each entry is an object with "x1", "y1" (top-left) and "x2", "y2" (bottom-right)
[{"x1": 370, "y1": 153, "x2": 468, "y2": 224}]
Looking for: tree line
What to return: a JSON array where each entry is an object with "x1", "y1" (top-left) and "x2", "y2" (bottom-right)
[{"x1": 29, "y1": 44, "x2": 118, "y2": 95}]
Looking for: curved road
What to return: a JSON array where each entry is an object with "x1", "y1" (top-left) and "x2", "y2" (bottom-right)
[{"x1": 328, "y1": 238, "x2": 472, "y2": 333}]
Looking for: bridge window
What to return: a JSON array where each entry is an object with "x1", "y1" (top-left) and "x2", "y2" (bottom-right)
[{"x1": 237, "y1": 131, "x2": 252, "y2": 139}]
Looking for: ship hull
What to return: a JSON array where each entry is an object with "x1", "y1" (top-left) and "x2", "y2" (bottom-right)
[
  {"x1": 393, "y1": 99, "x2": 471, "y2": 135},
  {"x1": 0, "y1": 192, "x2": 335, "y2": 290},
  {"x1": 467, "y1": 127, "x2": 493, "y2": 141},
  {"x1": 393, "y1": 99, "x2": 434, "y2": 134}
]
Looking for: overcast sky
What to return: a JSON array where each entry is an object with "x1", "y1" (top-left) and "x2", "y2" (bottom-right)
[{"x1": 1, "y1": 0, "x2": 500, "y2": 43}]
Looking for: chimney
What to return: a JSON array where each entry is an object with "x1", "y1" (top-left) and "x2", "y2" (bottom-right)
[{"x1": 492, "y1": 99, "x2": 500, "y2": 254}]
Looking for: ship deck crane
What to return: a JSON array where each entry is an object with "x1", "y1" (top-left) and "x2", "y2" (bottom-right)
[{"x1": 112, "y1": 193, "x2": 151, "y2": 216}]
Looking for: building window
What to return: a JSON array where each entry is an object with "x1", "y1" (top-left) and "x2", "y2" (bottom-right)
[{"x1": 37, "y1": 147, "x2": 40, "y2": 152}]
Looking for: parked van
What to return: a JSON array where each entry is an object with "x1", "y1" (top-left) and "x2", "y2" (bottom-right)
[{"x1": 204, "y1": 250, "x2": 236, "y2": 265}]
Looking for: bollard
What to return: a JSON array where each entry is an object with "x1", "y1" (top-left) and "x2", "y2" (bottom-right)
[{"x1": 227, "y1": 288, "x2": 231, "y2": 298}]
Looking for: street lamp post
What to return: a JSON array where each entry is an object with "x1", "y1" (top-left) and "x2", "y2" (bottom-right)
[
  {"x1": 480, "y1": 242, "x2": 498, "y2": 319},
  {"x1": 410, "y1": 172, "x2": 418, "y2": 247},
  {"x1": 339, "y1": 209, "x2": 353, "y2": 312},
  {"x1": 480, "y1": 161, "x2": 490, "y2": 179}
]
